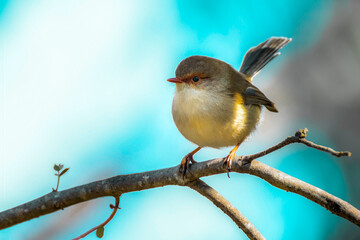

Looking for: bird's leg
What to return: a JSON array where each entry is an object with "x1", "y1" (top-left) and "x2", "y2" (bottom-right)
[
  {"x1": 179, "y1": 147, "x2": 201, "y2": 176},
  {"x1": 224, "y1": 143, "x2": 240, "y2": 178}
]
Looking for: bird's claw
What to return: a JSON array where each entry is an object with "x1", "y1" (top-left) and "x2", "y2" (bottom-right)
[
  {"x1": 224, "y1": 152, "x2": 236, "y2": 178},
  {"x1": 224, "y1": 155, "x2": 232, "y2": 178},
  {"x1": 179, "y1": 154, "x2": 196, "y2": 177}
]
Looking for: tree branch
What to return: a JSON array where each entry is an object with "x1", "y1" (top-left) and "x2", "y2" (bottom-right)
[
  {"x1": 0, "y1": 130, "x2": 356, "y2": 239},
  {"x1": 235, "y1": 160, "x2": 360, "y2": 226},
  {"x1": 188, "y1": 179, "x2": 265, "y2": 240}
]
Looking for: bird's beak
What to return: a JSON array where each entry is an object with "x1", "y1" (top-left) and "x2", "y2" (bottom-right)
[{"x1": 167, "y1": 77, "x2": 183, "y2": 83}]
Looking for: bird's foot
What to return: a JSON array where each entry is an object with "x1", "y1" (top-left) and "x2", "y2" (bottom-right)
[
  {"x1": 223, "y1": 143, "x2": 240, "y2": 178},
  {"x1": 224, "y1": 150, "x2": 236, "y2": 178},
  {"x1": 179, "y1": 153, "x2": 196, "y2": 177}
]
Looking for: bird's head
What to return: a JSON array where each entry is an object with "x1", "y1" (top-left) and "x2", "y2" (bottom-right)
[{"x1": 167, "y1": 56, "x2": 234, "y2": 93}]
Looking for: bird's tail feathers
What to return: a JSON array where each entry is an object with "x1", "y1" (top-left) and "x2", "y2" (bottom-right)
[{"x1": 239, "y1": 37, "x2": 292, "y2": 80}]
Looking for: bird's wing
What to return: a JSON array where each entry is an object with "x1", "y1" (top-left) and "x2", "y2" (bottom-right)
[
  {"x1": 229, "y1": 70, "x2": 278, "y2": 113},
  {"x1": 243, "y1": 86, "x2": 278, "y2": 112}
]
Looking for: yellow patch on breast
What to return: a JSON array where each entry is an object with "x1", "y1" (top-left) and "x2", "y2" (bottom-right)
[{"x1": 232, "y1": 93, "x2": 247, "y2": 134}]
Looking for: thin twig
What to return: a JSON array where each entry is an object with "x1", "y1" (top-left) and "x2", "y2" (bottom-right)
[
  {"x1": 72, "y1": 196, "x2": 120, "y2": 240},
  {"x1": 188, "y1": 179, "x2": 265, "y2": 240},
  {"x1": 297, "y1": 137, "x2": 351, "y2": 157},
  {"x1": 243, "y1": 130, "x2": 350, "y2": 162},
  {"x1": 55, "y1": 175, "x2": 60, "y2": 192}
]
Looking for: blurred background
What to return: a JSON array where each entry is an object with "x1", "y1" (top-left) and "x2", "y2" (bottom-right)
[{"x1": 1, "y1": 0, "x2": 359, "y2": 239}]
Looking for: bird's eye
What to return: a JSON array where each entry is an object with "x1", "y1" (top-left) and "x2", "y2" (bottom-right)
[{"x1": 192, "y1": 76, "x2": 199, "y2": 82}]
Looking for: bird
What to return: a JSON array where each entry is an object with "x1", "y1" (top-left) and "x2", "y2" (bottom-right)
[{"x1": 167, "y1": 37, "x2": 292, "y2": 176}]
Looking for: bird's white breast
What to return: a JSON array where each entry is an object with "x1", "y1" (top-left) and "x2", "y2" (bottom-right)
[{"x1": 172, "y1": 85, "x2": 261, "y2": 148}]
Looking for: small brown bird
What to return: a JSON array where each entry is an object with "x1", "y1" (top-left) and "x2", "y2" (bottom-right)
[{"x1": 168, "y1": 37, "x2": 291, "y2": 176}]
